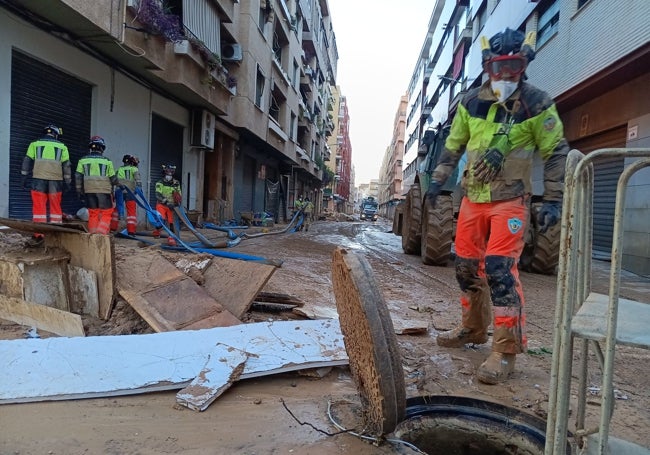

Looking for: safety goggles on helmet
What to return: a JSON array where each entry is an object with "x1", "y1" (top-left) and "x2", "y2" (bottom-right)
[
  {"x1": 485, "y1": 55, "x2": 527, "y2": 80},
  {"x1": 162, "y1": 164, "x2": 176, "y2": 175},
  {"x1": 89, "y1": 136, "x2": 106, "y2": 152}
]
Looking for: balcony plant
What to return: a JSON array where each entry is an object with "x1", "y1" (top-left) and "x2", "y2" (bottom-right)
[{"x1": 131, "y1": 0, "x2": 184, "y2": 42}]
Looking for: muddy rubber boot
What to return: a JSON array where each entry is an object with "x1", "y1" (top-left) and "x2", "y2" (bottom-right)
[
  {"x1": 436, "y1": 326, "x2": 488, "y2": 348},
  {"x1": 477, "y1": 352, "x2": 516, "y2": 385},
  {"x1": 152, "y1": 229, "x2": 161, "y2": 238},
  {"x1": 167, "y1": 237, "x2": 177, "y2": 247}
]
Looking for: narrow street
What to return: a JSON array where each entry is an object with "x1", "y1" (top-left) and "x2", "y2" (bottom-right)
[{"x1": 1, "y1": 218, "x2": 649, "y2": 454}]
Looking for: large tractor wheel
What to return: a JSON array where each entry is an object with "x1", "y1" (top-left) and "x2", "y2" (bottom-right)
[
  {"x1": 520, "y1": 202, "x2": 561, "y2": 275},
  {"x1": 421, "y1": 194, "x2": 453, "y2": 266},
  {"x1": 401, "y1": 186, "x2": 422, "y2": 255}
]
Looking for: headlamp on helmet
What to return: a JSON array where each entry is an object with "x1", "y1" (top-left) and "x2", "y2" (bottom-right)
[
  {"x1": 122, "y1": 154, "x2": 132, "y2": 165},
  {"x1": 44, "y1": 124, "x2": 62, "y2": 138},
  {"x1": 162, "y1": 164, "x2": 176, "y2": 175},
  {"x1": 89, "y1": 136, "x2": 106, "y2": 153}
]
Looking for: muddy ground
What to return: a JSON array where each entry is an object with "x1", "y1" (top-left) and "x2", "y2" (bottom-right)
[{"x1": 0, "y1": 219, "x2": 649, "y2": 454}]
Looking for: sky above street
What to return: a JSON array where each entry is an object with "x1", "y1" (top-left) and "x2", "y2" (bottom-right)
[{"x1": 327, "y1": 0, "x2": 433, "y2": 186}]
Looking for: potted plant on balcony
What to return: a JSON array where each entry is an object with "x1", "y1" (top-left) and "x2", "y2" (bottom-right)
[{"x1": 130, "y1": 0, "x2": 184, "y2": 42}]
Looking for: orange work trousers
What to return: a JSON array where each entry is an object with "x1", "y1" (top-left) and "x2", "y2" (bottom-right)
[
  {"x1": 31, "y1": 190, "x2": 63, "y2": 224},
  {"x1": 88, "y1": 208, "x2": 113, "y2": 234},
  {"x1": 111, "y1": 200, "x2": 137, "y2": 234},
  {"x1": 454, "y1": 196, "x2": 528, "y2": 354}
]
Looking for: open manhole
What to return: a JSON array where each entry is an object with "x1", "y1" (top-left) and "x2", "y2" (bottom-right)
[{"x1": 331, "y1": 247, "x2": 569, "y2": 454}]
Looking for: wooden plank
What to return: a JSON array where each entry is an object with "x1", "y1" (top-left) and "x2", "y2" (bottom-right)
[
  {"x1": 176, "y1": 344, "x2": 250, "y2": 411},
  {"x1": 0, "y1": 319, "x2": 348, "y2": 403},
  {"x1": 0, "y1": 295, "x2": 85, "y2": 337},
  {"x1": 116, "y1": 250, "x2": 241, "y2": 331},
  {"x1": 250, "y1": 302, "x2": 298, "y2": 313},
  {"x1": 44, "y1": 231, "x2": 115, "y2": 320},
  {"x1": 201, "y1": 257, "x2": 277, "y2": 319},
  {"x1": 0, "y1": 217, "x2": 86, "y2": 233},
  {"x1": 255, "y1": 291, "x2": 305, "y2": 307}
]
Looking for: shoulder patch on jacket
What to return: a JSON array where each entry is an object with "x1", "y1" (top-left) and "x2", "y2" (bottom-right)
[{"x1": 543, "y1": 116, "x2": 557, "y2": 131}]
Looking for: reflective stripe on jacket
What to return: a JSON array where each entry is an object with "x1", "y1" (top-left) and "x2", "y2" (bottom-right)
[
  {"x1": 75, "y1": 154, "x2": 117, "y2": 194},
  {"x1": 432, "y1": 81, "x2": 569, "y2": 203},
  {"x1": 117, "y1": 165, "x2": 141, "y2": 191},
  {"x1": 23, "y1": 137, "x2": 71, "y2": 181},
  {"x1": 155, "y1": 179, "x2": 181, "y2": 202}
]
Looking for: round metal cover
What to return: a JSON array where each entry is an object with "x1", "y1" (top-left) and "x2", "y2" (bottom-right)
[{"x1": 331, "y1": 247, "x2": 406, "y2": 436}]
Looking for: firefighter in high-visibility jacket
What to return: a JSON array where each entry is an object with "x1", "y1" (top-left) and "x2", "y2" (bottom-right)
[
  {"x1": 154, "y1": 164, "x2": 182, "y2": 246},
  {"x1": 21, "y1": 125, "x2": 72, "y2": 234},
  {"x1": 426, "y1": 29, "x2": 569, "y2": 384},
  {"x1": 75, "y1": 136, "x2": 119, "y2": 234},
  {"x1": 110, "y1": 154, "x2": 141, "y2": 236}
]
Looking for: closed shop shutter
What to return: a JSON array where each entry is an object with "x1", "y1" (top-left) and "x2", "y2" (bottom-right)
[
  {"x1": 237, "y1": 156, "x2": 256, "y2": 213},
  {"x1": 10, "y1": 50, "x2": 92, "y2": 219},
  {"x1": 570, "y1": 126, "x2": 627, "y2": 257},
  {"x1": 149, "y1": 114, "x2": 184, "y2": 206}
]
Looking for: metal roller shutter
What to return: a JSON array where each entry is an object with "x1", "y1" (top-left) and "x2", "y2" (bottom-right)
[
  {"x1": 237, "y1": 155, "x2": 256, "y2": 214},
  {"x1": 149, "y1": 114, "x2": 184, "y2": 207},
  {"x1": 10, "y1": 50, "x2": 92, "y2": 219},
  {"x1": 570, "y1": 126, "x2": 627, "y2": 257}
]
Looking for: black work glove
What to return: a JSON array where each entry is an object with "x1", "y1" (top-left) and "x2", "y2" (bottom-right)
[
  {"x1": 21, "y1": 175, "x2": 29, "y2": 190},
  {"x1": 425, "y1": 181, "x2": 442, "y2": 208},
  {"x1": 473, "y1": 148, "x2": 505, "y2": 184},
  {"x1": 537, "y1": 201, "x2": 561, "y2": 234}
]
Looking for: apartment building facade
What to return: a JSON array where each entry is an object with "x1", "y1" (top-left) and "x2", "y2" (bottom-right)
[
  {"x1": 377, "y1": 94, "x2": 407, "y2": 219},
  {"x1": 1, "y1": 0, "x2": 341, "y2": 225},
  {"x1": 324, "y1": 85, "x2": 352, "y2": 214},
  {"x1": 390, "y1": 0, "x2": 650, "y2": 275}
]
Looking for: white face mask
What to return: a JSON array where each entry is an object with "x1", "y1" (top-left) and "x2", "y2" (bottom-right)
[
  {"x1": 164, "y1": 174, "x2": 173, "y2": 182},
  {"x1": 490, "y1": 80, "x2": 518, "y2": 103}
]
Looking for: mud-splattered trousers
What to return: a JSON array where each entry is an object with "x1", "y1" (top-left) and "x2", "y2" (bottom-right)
[
  {"x1": 455, "y1": 196, "x2": 528, "y2": 354},
  {"x1": 432, "y1": 81, "x2": 569, "y2": 354}
]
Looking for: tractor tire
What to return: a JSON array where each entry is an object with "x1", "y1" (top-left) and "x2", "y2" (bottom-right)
[
  {"x1": 421, "y1": 194, "x2": 453, "y2": 266},
  {"x1": 401, "y1": 186, "x2": 422, "y2": 255},
  {"x1": 529, "y1": 222, "x2": 561, "y2": 274},
  {"x1": 520, "y1": 203, "x2": 561, "y2": 275}
]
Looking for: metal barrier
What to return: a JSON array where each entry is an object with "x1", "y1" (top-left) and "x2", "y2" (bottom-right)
[{"x1": 546, "y1": 148, "x2": 650, "y2": 455}]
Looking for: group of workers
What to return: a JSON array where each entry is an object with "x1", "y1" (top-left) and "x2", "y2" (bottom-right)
[
  {"x1": 293, "y1": 195, "x2": 314, "y2": 232},
  {"x1": 19, "y1": 25, "x2": 568, "y2": 387},
  {"x1": 20, "y1": 125, "x2": 182, "y2": 245}
]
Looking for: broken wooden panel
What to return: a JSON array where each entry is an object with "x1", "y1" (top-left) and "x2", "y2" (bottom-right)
[
  {"x1": 116, "y1": 249, "x2": 240, "y2": 331},
  {"x1": 68, "y1": 265, "x2": 99, "y2": 316},
  {"x1": 44, "y1": 231, "x2": 114, "y2": 319},
  {"x1": 0, "y1": 319, "x2": 348, "y2": 403},
  {"x1": 201, "y1": 257, "x2": 278, "y2": 319},
  {"x1": 0, "y1": 295, "x2": 85, "y2": 337},
  {"x1": 0, "y1": 248, "x2": 71, "y2": 311},
  {"x1": 176, "y1": 344, "x2": 249, "y2": 411}
]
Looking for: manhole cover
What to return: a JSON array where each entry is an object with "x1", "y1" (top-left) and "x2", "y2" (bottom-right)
[{"x1": 331, "y1": 247, "x2": 406, "y2": 436}]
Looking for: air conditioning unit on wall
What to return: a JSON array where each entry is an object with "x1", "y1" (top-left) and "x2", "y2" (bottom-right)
[
  {"x1": 191, "y1": 109, "x2": 215, "y2": 149},
  {"x1": 221, "y1": 43, "x2": 243, "y2": 62}
]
